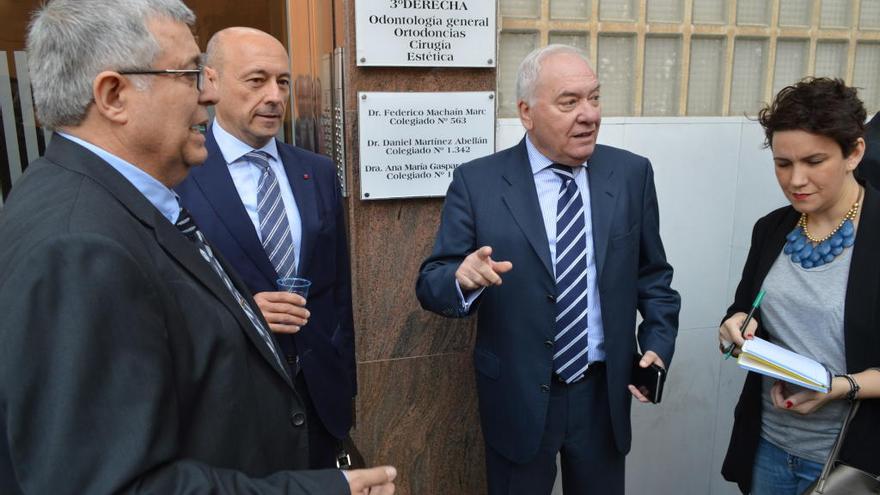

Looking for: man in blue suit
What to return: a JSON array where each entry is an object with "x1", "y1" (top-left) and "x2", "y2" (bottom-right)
[
  {"x1": 177, "y1": 27, "x2": 355, "y2": 469},
  {"x1": 416, "y1": 45, "x2": 680, "y2": 494}
]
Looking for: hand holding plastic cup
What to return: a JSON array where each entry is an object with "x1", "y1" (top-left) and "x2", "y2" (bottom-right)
[{"x1": 277, "y1": 277, "x2": 311, "y2": 299}]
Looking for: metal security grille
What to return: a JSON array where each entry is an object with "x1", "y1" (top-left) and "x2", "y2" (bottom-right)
[
  {"x1": 497, "y1": 0, "x2": 880, "y2": 117},
  {"x1": 1, "y1": 51, "x2": 51, "y2": 205}
]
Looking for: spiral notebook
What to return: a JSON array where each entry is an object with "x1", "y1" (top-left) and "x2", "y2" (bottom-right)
[{"x1": 737, "y1": 337, "x2": 831, "y2": 393}]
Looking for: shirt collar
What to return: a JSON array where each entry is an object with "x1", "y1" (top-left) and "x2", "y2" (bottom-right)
[
  {"x1": 524, "y1": 134, "x2": 588, "y2": 176},
  {"x1": 57, "y1": 131, "x2": 181, "y2": 224},
  {"x1": 212, "y1": 120, "x2": 281, "y2": 165}
]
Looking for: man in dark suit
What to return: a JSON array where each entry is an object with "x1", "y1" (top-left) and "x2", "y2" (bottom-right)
[
  {"x1": 857, "y1": 111, "x2": 880, "y2": 189},
  {"x1": 176, "y1": 27, "x2": 355, "y2": 469},
  {"x1": 416, "y1": 44, "x2": 680, "y2": 494},
  {"x1": 0, "y1": 1, "x2": 393, "y2": 493}
]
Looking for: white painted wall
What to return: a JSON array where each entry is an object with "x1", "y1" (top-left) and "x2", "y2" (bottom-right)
[{"x1": 496, "y1": 117, "x2": 787, "y2": 495}]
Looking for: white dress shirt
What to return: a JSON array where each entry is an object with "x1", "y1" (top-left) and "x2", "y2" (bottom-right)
[{"x1": 212, "y1": 122, "x2": 303, "y2": 272}]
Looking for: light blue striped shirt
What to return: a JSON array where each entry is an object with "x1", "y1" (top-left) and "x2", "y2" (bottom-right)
[
  {"x1": 212, "y1": 122, "x2": 302, "y2": 272},
  {"x1": 458, "y1": 136, "x2": 605, "y2": 363},
  {"x1": 525, "y1": 136, "x2": 605, "y2": 363},
  {"x1": 57, "y1": 132, "x2": 181, "y2": 224}
]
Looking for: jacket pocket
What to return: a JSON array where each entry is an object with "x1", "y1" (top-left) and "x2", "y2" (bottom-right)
[{"x1": 473, "y1": 347, "x2": 500, "y2": 380}]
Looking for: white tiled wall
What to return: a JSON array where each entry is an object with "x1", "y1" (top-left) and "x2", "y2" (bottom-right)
[{"x1": 497, "y1": 116, "x2": 786, "y2": 494}]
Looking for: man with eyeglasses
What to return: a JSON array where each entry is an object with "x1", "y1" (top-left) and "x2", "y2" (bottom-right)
[{"x1": 0, "y1": 0, "x2": 395, "y2": 493}]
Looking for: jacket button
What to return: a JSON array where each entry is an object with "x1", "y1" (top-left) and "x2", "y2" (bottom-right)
[
  {"x1": 291, "y1": 411, "x2": 306, "y2": 427},
  {"x1": 546, "y1": 294, "x2": 556, "y2": 302},
  {"x1": 541, "y1": 384, "x2": 550, "y2": 392},
  {"x1": 544, "y1": 340, "x2": 553, "y2": 348}
]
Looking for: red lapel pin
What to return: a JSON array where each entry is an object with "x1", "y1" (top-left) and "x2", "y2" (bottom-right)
[{"x1": 303, "y1": 173, "x2": 310, "y2": 180}]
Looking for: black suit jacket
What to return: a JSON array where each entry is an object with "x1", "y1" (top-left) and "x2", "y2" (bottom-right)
[
  {"x1": 416, "y1": 139, "x2": 680, "y2": 463},
  {"x1": 176, "y1": 127, "x2": 355, "y2": 439},
  {"x1": 721, "y1": 183, "x2": 880, "y2": 493},
  {"x1": 857, "y1": 112, "x2": 880, "y2": 190},
  {"x1": 0, "y1": 136, "x2": 348, "y2": 494}
]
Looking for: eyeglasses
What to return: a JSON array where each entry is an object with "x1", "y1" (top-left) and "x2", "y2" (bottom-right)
[{"x1": 118, "y1": 66, "x2": 205, "y2": 92}]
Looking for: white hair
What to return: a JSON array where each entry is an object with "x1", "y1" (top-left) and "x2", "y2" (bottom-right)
[
  {"x1": 26, "y1": 0, "x2": 195, "y2": 130},
  {"x1": 515, "y1": 44, "x2": 594, "y2": 105}
]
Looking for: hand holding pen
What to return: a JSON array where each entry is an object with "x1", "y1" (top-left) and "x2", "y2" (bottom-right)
[{"x1": 719, "y1": 289, "x2": 766, "y2": 359}]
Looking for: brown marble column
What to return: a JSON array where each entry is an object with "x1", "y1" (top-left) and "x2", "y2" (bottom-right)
[{"x1": 340, "y1": 2, "x2": 495, "y2": 493}]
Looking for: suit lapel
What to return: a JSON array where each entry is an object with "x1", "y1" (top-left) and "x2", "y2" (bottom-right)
[
  {"x1": 844, "y1": 184, "x2": 880, "y2": 371},
  {"x1": 48, "y1": 136, "x2": 294, "y2": 389},
  {"x1": 193, "y1": 130, "x2": 278, "y2": 286},
  {"x1": 586, "y1": 146, "x2": 620, "y2": 281},
  {"x1": 501, "y1": 140, "x2": 554, "y2": 279},
  {"x1": 279, "y1": 146, "x2": 318, "y2": 277}
]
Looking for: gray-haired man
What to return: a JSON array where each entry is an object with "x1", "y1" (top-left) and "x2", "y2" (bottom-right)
[{"x1": 0, "y1": 1, "x2": 394, "y2": 493}]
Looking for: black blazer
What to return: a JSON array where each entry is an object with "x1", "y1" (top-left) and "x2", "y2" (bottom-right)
[
  {"x1": 176, "y1": 127, "x2": 356, "y2": 439},
  {"x1": 856, "y1": 112, "x2": 880, "y2": 190},
  {"x1": 0, "y1": 136, "x2": 347, "y2": 494},
  {"x1": 721, "y1": 182, "x2": 880, "y2": 493},
  {"x1": 416, "y1": 139, "x2": 680, "y2": 463}
]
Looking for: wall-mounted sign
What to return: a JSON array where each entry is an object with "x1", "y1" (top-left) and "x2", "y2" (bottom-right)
[
  {"x1": 355, "y1": 1, "x2": 496, "y2": 67},
  {"x1": 358, "y1": 91, "x2": 495, "y2": 200}
]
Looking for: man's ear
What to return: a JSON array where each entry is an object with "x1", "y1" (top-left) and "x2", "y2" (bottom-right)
[
  {"x1": 204, "y1": 66, "x2": 219, "y2": 91},
  {"x1": 518, "y1": 99, "x2": 533, "y2": 131},
  {"x1": 92, "y1": 71, "x2": 133, "y2": 125}
]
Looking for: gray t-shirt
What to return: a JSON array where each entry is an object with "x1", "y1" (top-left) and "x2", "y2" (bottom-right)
[{"x1": 759, "y1": 247, "x2": 851, "y2": 463}]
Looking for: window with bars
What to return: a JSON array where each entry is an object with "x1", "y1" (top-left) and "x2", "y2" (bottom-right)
[{"x1": 497, "y1": 0, "x2": 880, "y2": 117}]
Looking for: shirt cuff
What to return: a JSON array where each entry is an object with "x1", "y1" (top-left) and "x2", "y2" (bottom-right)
[{"x1": 455, "y1": 280, "x2": 484, "y2": 312}]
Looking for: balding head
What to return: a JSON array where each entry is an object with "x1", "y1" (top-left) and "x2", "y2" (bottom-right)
[
  {"x1": 205, "y1": 27, "x2": 291, "y2": 148},
  {"x1": 207, "y1": 27, "x2": 287, "y2": 74}
]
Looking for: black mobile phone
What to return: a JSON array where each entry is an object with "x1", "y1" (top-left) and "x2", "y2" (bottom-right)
[{"x1": 631, "y1": 357, "x2": 667, "y2": 404}]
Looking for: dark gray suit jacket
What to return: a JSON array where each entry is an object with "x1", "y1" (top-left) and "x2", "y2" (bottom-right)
[
  {"x1": 416, "y1": 139, "x2": 680, "y2": 463},
  {"x1": 0, "y1": 136, "x2": 347, "y2": 494}
]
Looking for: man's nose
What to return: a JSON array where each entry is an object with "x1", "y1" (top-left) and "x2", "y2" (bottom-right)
[
  {"x1": 264, "y1": 81, "x2": 287, "y2": 104},
  {"x1": 577, "y1": 100, "x2": 600, "y2": 123}
]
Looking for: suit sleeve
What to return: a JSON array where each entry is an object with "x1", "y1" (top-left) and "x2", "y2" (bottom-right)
[
  {"x1": 416, "y1": 167, "x2": 480, "y2": 318},
  {"x1": 634, "y1": 161, "x2": 681, "y2": 367},
  {"x1": 0, "y1": 234, "x2": 348, "y2": 495},
  {"x1": 331, "y1": 177, "x2": 357, "y2": 394}
]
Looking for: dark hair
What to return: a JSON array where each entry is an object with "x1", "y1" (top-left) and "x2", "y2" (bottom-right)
[{"x1": 758, "y1": 77, "x2": 866, "y2": 158}]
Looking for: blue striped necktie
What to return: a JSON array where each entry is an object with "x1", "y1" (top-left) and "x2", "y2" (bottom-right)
[
  {"x1": 248, "y1": 150, "x2": 297, "y2": 280},
  {"x1": 550, "y1": 164, "x2": 590, "y2": 383},
  {"x1": 175, "y1": 207, "x2": 287, "y2": 374}
]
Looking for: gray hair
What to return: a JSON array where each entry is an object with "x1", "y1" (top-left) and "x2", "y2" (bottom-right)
[
  {"x1": 26, "y1": 0, "x2": 195, "y2": 130},
  {"x1": 515, "y1": 44, "x2": 594, "y2": 105}
]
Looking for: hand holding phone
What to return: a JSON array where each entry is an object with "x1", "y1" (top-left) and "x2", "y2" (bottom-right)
[{"x1": 631, "y1": 356, "x2": 667, "y2": 404}]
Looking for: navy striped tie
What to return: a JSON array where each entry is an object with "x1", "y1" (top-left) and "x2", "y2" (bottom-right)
[
  {"x1": 176, "y1": 207, "x2": 287, "y2": 373},
  {"x1": 249, "y1": 150, "x2": 297, "y2": 280},
  {"x1": 550, "y1": 164, "x2": 590, "y2": 383}
]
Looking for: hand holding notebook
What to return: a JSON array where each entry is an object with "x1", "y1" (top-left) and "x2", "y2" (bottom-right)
[{"x1": 737, "y1": 337, "x2": 831, "y2": 393}]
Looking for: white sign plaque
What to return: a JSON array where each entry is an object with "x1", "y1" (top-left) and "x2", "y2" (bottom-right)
[
  {"x1": 355, "y1": 1, "x2": 496, "y2": 67},
  {"x1": 358, "y1": 91, "x2": 495, "y2": 200}
]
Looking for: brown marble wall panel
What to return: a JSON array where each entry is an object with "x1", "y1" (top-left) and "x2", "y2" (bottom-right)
[
  {"x1": 342, "y1": 1, "x2": 496, "y2": 363},
  {"x1": 351, "y1": 198, "x2": 475, "y2": 361},
  {"x1": 340, "y1": 1, "x2": 497, "y2": 492},
  {"x1": 353, "y1": 353, "x2": 486, "y2": 495}
]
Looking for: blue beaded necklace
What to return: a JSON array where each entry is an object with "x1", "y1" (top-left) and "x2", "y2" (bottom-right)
[{"x1": 783, "y1": 198, "x2": 860, "y2": 269}]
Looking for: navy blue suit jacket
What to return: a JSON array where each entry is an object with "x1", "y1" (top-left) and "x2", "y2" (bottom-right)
[
  {"x1": 416, "y1": 139, "x2": 680, "y2": 463},
  {"x1": 176, "y1": 127, "x2": 355, "y2": 438}
]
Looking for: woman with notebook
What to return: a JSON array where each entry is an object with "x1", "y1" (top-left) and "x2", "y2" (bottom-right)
[{"x1": 717, "y1": 78, "x2": 880, "y2": 494}]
